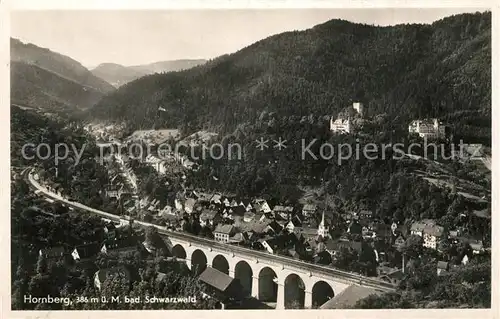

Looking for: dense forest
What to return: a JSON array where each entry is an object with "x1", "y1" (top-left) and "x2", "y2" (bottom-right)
[
  {"x1": 91, "y1": 12, "x2": 491, "y2": 144},
  {"x1": 11, "y1": 38, "x2": 115, "y2": 93},
  {"x1": 11, "y1": 106, "x2": 110, "y2": 207}
]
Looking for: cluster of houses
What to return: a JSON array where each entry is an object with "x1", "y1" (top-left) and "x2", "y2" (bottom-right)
[
  {"x1": 36, "y1": 215, "x2": 243, "y2": 308},
  {"x1": 115, "y1": 183, "x2": 489, "y2": 284},
  {"x1": 84, "y1": 123, "x2": 126, "y2": 143},
  {"x1": 106, "y1": 154, "x2": 138, "y2": 195},
  {"x1": 38, "y1": 220, "x2": 152, "y2": 289}
]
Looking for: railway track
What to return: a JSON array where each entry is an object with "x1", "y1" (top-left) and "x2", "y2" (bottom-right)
[{"x1": 24, "y1": 168, "x2": 396, "y2": 292}]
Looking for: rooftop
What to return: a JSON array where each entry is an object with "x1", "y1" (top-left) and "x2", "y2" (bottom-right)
[
  {"x1": 214, "y1": 224, "x2": 235, "y2": 235},
  {"x1": 198, "y1": 267, "x2": 234, "y2": 292},
  {"x1": 320, "y1": 285, "x2": 382, "y2": 309},
  {"x1": 303, "y1": 204, "x2": 317, "y2": 211}
]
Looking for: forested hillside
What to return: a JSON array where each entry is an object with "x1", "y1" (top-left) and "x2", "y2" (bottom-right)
[
  {"x1": 11, "y1": 38, "x2": 116, "y2": 111},
  {"x1": 11, "y1": 62, "x2": 106, "y2": 111},
  {"x1": 11, "y1": 38, "x2": 115, "y2": 93},
  {"x1": 91, "y1": 12, "x2": 490, "y2": 142}
]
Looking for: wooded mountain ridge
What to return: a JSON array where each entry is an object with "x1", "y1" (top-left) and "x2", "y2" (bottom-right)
[
  {"x1": 89, "y1": 12, "x2": 491, "y2": 142},
  {"x1": 10, "y1": 38, "x2": 115, "y2": 111}
]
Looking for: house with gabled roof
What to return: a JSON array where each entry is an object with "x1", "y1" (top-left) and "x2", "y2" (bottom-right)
[
  {"x1": 273, "y1": 205, "x2": 294, "y2": 219},
  {"x1": 266, "y1": 220, "x2": 283, "y2": 234},
  {"x1": 199, "y1": 210, "x2": 221, "y2": 228},
  {"x1": 259, "y1": 236, "x2": 288, "y2": 254},
  {"x1": 437, "y1": 261, "x2": 449, "y2": 276},
  {"x1": 158, "y1": 205, "x2": 174, "y2": 217},
  {"x1": 230, "y1": 199, "x2": 239, "y2": 207},
  {"x1": 210, "y1": 194, "x2": 222, "y2": 205},
  {"x1": 378, "y1": 268, "x2": 404, "y2": 286},
  {"x1": 285, "y1": 216, "x2": 303, "y2": 233},
  {"x1": 214, "y1": 224, "x2": 236, "y2": 243},
  {"x1": 197, "y1": 267, "x2": 244, "y2": 307},
  {"x1": 253, "y1": 199, "x2": 271, "y2": 213},
  {"x1": 320, "y1": 284, "x2": 382, "y2": 309},
  {"x1": 245, "y1": 202, "x2": 254, "y2": 212}
]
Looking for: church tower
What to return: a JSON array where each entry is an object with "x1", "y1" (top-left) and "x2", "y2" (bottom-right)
[{"x1": 317, "y1": 211, "x2": 329, "y2": 238}]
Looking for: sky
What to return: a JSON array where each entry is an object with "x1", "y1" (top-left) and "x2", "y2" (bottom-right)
[{"x1": 11, "y1": 8, "x2": 487, "y2": 68}]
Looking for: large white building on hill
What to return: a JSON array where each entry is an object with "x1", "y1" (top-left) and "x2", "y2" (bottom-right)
[
  {"x1": 330, "y1": 102, "x2": 364, "y2": 134},
  {"x1": 330, "y1": 118, "x2": 352, "y2": 134},
  {"x1": 408, "y1": 118, "x2": 446, "y2": 139}
]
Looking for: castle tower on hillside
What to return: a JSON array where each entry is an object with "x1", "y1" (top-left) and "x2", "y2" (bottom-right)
[
  {"x1": 317, "y1": 211, "x2": 330, "y2": 238},
  {"x1": 353, "y1": 102, "x2": 364, "y2": 116}
]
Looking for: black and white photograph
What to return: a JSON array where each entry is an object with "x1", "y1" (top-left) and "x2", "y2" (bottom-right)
[{"x1": 6, "y1": 3, "x2": 494, "y2": 314}]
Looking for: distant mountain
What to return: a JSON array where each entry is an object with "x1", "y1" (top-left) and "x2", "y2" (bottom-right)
[
  {"x1": 91, "y1": 59, "x2": 207, "y2": 87},
  {"x1": 11, "y1": 38, "x2": 115, "y2": 93},
  {"x1": 91, "y1": 63, "x2": 147, "y2": 87},
  {"x1": 129, "y1": 59, "x2": 208, "y2": 74},
  {"x1": 90, "y1": 12, "x2": 491, "y2": 142}
]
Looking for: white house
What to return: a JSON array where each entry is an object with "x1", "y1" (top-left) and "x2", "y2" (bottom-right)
[
  {"x1": 422, "y1": 225, "x2": 445, "y2": 250},
  {"x1": 408, "y1": 118, "x2": 446, "y2": 139},
  {"x1": 214, "y1": 224, "x2": 236, "y2": 243},
  {"x1": 330, "y1": 118, "x2": 352, "y2": 134}
]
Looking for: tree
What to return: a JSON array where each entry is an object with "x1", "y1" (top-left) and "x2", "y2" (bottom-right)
[
  {"x1": 399, "y1": 235, "x2": 423, "y2": 259},
  {"x1": 358, "y1": 244, "x2": 378, "y2": 276},
  {"x1": 332, "y1": 247, "x2": 358, "y2": 271},
  {"x1": 36, "y1": 253, "x2": 47, "y2": 275},
  {"x1": 437, "y1": 237, "x2": 452, "y2": 259}
]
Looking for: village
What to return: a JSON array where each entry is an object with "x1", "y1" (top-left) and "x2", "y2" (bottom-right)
[
  {"x1": 82, "y1": 102, "x2": 491, "y2": 288},
  {"x1": 15, "y1": 98, "x2": 485, "y2": 309}
]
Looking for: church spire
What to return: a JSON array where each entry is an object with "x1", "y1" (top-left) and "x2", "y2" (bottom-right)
[
  {"x1": 317, "y1": 210, "x2": 328, "y2": 239},
  {"x1": 320, "y1": 210, "x2": 325, "y2": 227}
]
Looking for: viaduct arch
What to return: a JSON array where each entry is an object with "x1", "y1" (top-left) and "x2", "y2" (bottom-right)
[{"x1": 165, "y1": 237, "x2": 373, "y2": 309}]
